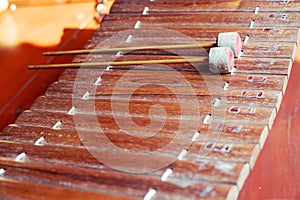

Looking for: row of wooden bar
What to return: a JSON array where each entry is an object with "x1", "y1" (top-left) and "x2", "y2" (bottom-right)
[{"x1": 0, "y1": 0, "x2": 299, "y2": 199}]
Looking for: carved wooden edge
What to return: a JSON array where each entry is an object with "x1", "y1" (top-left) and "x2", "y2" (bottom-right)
[
  {"x1": 296, "y1": 29, "x2": 300, "y2": 46},
  {"x1": 224, "y1": 163, "x2": 251, "y2": 200},
  {"x1": 291, "y1": 43, "x2": 298, "y2": 62},
  {"x1": 259, "y1": 126, "x2": 269, "y2": 150},
  {"x1": 249, "y1": 144, "x2": 260, "y2": 169},
  {"x1": 268, "y1": 107, "x2": 277, "y2": 129},
  {"x1": 226, "y1": 185, "x2": 239, "y2": 200},
  {"x1": 236, "y1": 162, "x2": 250, "y2": 191},
  {"x1": 282, "y1": 74, "x2": 289, "y2": 95}
]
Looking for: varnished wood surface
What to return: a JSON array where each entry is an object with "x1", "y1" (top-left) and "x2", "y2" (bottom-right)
[
  {"x1": 101, "y1": 12, "x2": 300, "y2": 28},
  {"x1": 92, "y1": 26, "x2": 299, "y2": 43},
  {"x1": 111, "y1": 1, "x2": 300, "y2": 12},
  {"x1": 0, "y1": 0, "x2": 300, "y2": 199}
]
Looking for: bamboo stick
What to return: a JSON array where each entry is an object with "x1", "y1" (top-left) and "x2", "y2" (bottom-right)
[
  {"x1": 42, "y1": 42, "x2": 213, "y2": 56},
  {"x1": 28, "y1": 57, "x2": 206, "y2": 69}
]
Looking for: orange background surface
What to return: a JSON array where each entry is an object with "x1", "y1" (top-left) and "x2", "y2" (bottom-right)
[{"x1": 0, "y1": 1, "x2": 100, "y2": 129}]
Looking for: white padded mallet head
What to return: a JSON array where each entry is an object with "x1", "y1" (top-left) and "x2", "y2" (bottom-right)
[
  {"x1": 209, "y1": 47, "x2": 235, "y2": 74},
  {"x1": 217, "y1": 32, "x2": 242, "y2": 57}
]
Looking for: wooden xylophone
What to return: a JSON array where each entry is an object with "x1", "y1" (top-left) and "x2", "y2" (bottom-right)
[{"x1": 0, "y1": 0, "x2": 299, "y2": 199}]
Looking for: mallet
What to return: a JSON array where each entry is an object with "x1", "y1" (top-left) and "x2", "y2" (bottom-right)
[
  {"x1": 42, "y1": 32, "x2": 242, "y2": 58},
  {"x1": 29, "y1": 46, "x2": 235, "y2": 74}
]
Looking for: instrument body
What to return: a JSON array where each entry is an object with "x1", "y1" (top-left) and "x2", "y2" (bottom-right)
[{"x1": 0, "y1": 0, "x2": 300, "y2": 199}]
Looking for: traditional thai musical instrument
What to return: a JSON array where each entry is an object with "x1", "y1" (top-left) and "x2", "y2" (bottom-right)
[{"x1": 0, "y1": 0, "x2": 299, "y2": 199}]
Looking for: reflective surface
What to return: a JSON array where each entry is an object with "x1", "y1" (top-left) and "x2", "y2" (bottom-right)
[{"x1": 0, "y1": 1, "x2": 99, "y2": 129}]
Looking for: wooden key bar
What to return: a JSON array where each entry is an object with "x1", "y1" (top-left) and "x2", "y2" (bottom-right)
[
  {"x1": 66, "y1": 69, "x2": 288, "y2": 92},
  {"x1": 110, "y1": 1, "x2": 300, "y2": 12},
  {"x1": 2, "y1": 0, "x2": 298, "y2": 199},
  {"x1": 27, "y1": 96, "x2": 275, "y2": 127},
  {"x1": 2, "y1": 123, "x2": 268, "y2": 149},
  {"x1": 45, "y1": 81, "x2": 283, "y2": 110},
  {"x1": 0, "y1": 177, "x2": 132, "y2": 200},
  {"x1": 101, "y1": 12, "x2": 300, "y2": 28},
  {"x1": 0, "y1": 140, "x2": 246, "y2": 196},
  {"x1": 0, "y1": 158, "x2": 240, "y2": 199},
  {"x1": 91, "y1": 27, "x2": 300, "y2": 44}
]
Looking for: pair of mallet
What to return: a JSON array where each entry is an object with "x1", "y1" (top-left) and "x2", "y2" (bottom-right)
[{"x1": 29, "y1": 32, "x2": 242, "y2": 74}]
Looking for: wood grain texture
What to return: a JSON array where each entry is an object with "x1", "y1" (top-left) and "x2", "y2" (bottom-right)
[
  {"x1": 91, "y1": 27, "x2": 300, "y2": 43},
  {"x1": 2, "y1": 124, "x2": 268, "y2": 149},
  {"x1": 101, "y1": 13, "x2": 300, "y2": 28},
  {"x1": 0, "y1": 140, "x2": 243, "y2": 198},
  {"x1": 110, "y1": 1, "x2": 300, "y2": 12},
  {"x1": 1, "y1": 0, "x2": 298, "y2": 199}
]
